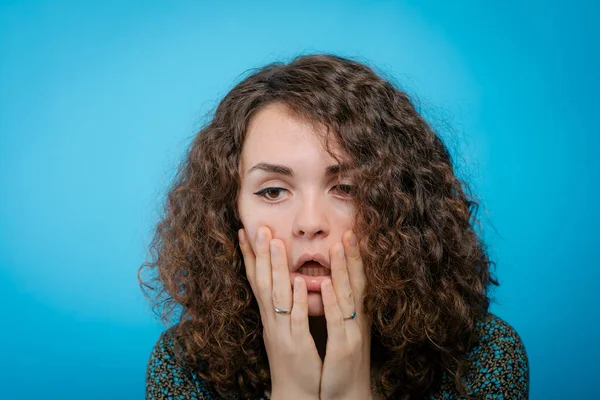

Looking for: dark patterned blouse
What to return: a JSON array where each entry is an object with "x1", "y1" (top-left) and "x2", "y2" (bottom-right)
[{"x1": 145, "y1": 312, "x2": 529, "y2": 399}]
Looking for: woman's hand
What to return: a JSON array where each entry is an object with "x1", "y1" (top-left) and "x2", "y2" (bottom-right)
[
  {"x1": 238, "y1": 226, "x2": 322, "y2": 400},
  {"x1": 319, "y1": 230, "x2": 372, "y2": 400}
]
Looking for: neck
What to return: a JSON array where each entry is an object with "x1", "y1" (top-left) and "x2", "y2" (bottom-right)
[{"x1": 309, "y1": 316, "x2": 328, "y2": 361}]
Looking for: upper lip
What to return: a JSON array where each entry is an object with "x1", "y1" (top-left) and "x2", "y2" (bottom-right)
[{"x1": 293, "y1": 252, "x2": 330, "y2": 271}]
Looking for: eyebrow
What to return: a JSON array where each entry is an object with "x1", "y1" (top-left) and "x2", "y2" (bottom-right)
[{"x1": 247, "y1": 162, "x2": 351, "y2": 177}]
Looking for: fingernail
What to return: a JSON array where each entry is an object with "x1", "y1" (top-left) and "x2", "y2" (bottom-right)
[
  {"x1": 270, "y1": 240, "x2": 278, "y2": 255},
  {"x1": 338, "y1": 244, "x2": 345, "y2": 259},
  {"x1": 294, "y1": 277, "x2": 301, "y2": 290},
  {"x1": 257, "y1": 228, "x2": 266, "y2": 245},
  {"x1": 238, "y1": 229, "x2": 246, "y2": 245},
  {"x1": 350, "y1": 232, "x2": 358, "y2": 247}
]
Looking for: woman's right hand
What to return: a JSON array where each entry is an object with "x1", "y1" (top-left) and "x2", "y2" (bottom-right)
[{"x1": 238, "y1": 226, "x2": 322, "y2": 400}]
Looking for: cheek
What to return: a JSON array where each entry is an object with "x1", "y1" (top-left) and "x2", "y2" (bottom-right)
[
  {"x1": 332, "y1": 201, "x2": 356, "y2": 225},
  {"x1": 332, "y1": 213, "x2": 356, "y2": 238},
  {"x1": 238, "y1": 211, "x2": 288, "y2": 251},
  {"x1": 237, "y1": 194, "x2": 260, "y2": 242},
  {"x1": 239, "y1": 200, "x2": 291, "y2": 242}
]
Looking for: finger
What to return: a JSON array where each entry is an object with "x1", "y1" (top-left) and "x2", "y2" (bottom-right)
[
  {"x1": 321, "y1": 278, "x2": 346, "y2": 342},
  {"x1": 239, "y1": 227, "x2": 271, "y2": 319},
  {"x1": 238, "y1": 228, "x2": 257, "y2": 292},
  {"x1": 270, "y1": 238, "x2": 292, "y2": 315},
  {"x1": 343, "y1": 230, "x2": 367, "y2": 315},
  {"x1": 290, "y1": 277, "x2": 310, "y2": 339},
  {"x1": 330, "y1": 242, "x2": 356, "y2": 320},
  {"x1": 254, "y1": 226, "x2": 274, "y2": 312}
]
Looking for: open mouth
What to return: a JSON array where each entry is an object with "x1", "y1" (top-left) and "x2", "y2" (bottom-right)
[
  {"x1": 291, "y1": 261, "x2": 332, "y2": 292},
  {"x1": 296, "y1": 261, "x2": 331, "y2": 276}
]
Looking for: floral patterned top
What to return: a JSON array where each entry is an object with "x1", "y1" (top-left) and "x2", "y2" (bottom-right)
[{"x1": 145, "y1": 312, "x2": 529, "y2": 399}]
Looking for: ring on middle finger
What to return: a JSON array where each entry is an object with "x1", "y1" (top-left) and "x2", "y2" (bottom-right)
[{"x1": 270, "y1": 240, "x2": 291, "y2": 315}]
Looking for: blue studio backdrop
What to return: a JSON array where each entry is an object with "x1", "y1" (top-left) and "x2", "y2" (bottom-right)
[{"x1": 0, "y1": 1, "x2": 597, "y2": 399}]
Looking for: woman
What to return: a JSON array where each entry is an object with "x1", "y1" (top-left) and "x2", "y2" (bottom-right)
[{"x1": 139, "y1": 54, "x2": 529, "y2": 399}]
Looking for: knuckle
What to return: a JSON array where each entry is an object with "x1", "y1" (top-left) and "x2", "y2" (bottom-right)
[
  {"x1": 349, "y1": 254, "x2": 362, "y2": 264},
  {"x1": 323, "y1": 303, "x2": 337, "y2": 314},
  {"x1": 256, "y1": 278, "x2": 270, "y2": 290},
  {"x1": 255, "y1": 246, "x2": 267, "y2": 257},
  {"x1": 294, "y1": 295, "x2": 308, "y2": 306},
  {"x1": 254, "y1": 254, "x2": 267, "y2": 265},
  {"x1": 271, "y1": 288, "x2": 286, "y2": 304},
  {"x1": 291, "y1": 313, "x2": 305, "y2": 325},
  {"x1": 270, "y1": 259, "x2": 280, "y2": 272},
  {"x1": 342, "y1": 289, "x2": 354, "y2": 304},
  {"x1": 293, "y1": 296, "x2": 307, "y2": 307}
]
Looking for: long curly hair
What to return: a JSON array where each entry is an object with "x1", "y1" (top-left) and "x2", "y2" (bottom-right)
[{"x1": 138, "y1": 53, "x2": 499, "y2": 399}]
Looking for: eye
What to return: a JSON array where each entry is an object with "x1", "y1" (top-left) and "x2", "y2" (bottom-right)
[
  {"x1": 254, "y1": 187, "x2": 288, "y2": 202},
  {"x1": 253, "y1": 184, "x2": 355, "y2": 205},
  {"x1": 332, "y1": 184, "x2": 356, "y2": 198}
]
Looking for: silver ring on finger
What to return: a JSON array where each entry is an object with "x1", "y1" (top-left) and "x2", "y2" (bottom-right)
[
  {"x1": 343, "y1": 312, "x2": 356, "y2": 320},
  {"x1": 274, "y1": 307, "x2": 291, "y2": 314}
]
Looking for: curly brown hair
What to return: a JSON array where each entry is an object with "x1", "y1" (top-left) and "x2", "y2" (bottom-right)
[{"x1": 138, "y1": 53, "x2": 499, "y2": 400}]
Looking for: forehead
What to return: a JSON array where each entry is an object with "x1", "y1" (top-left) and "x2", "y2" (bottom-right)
[{"x1": 240, "y1": 103, "x2": 345, "y2": 172}]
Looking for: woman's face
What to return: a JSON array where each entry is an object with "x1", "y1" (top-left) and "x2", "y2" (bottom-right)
[{"x1": 237, "y1": 103, "x2": 356, "y2": 316}]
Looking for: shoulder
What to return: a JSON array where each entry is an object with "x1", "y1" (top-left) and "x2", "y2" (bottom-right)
[
  {"x1": 146, "y1": 327, "x2": 270, "y2": 400},
  {"x1": 433, "y1": 312, "x2": 530, "y2": 399},
  {"x1": 470, "y1": 313, "x2": 529, "y2": 392},
  {"x1": 145, "y1": 326, "x2": 216, "y2": 399}
]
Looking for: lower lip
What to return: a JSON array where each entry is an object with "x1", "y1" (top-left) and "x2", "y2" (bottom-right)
[{"x1": 290, "y1": 271, "x2": 331, "y2": 292}]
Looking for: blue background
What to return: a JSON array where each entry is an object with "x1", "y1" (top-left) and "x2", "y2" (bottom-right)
[{"x1": 1, "y1": 1, "x2": 597, "y2": 398}]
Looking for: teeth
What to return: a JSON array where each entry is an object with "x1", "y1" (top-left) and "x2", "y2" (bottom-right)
[{"x1": 298, "y1": 266, "x2": 331, "y2": 276}]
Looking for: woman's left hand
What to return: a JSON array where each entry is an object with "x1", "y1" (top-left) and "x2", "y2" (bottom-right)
[{"x1": 319, "y1": 230, "x2": 372, "y2": 400}]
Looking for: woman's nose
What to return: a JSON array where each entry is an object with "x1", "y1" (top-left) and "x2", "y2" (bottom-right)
[{"x1": 292, "y1": 195, "x2": 330, "y2": 238}]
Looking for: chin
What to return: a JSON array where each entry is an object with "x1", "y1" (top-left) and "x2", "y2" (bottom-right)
[{"x1": 307, "y1": 292, "x2": 325, "y2": 316}]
